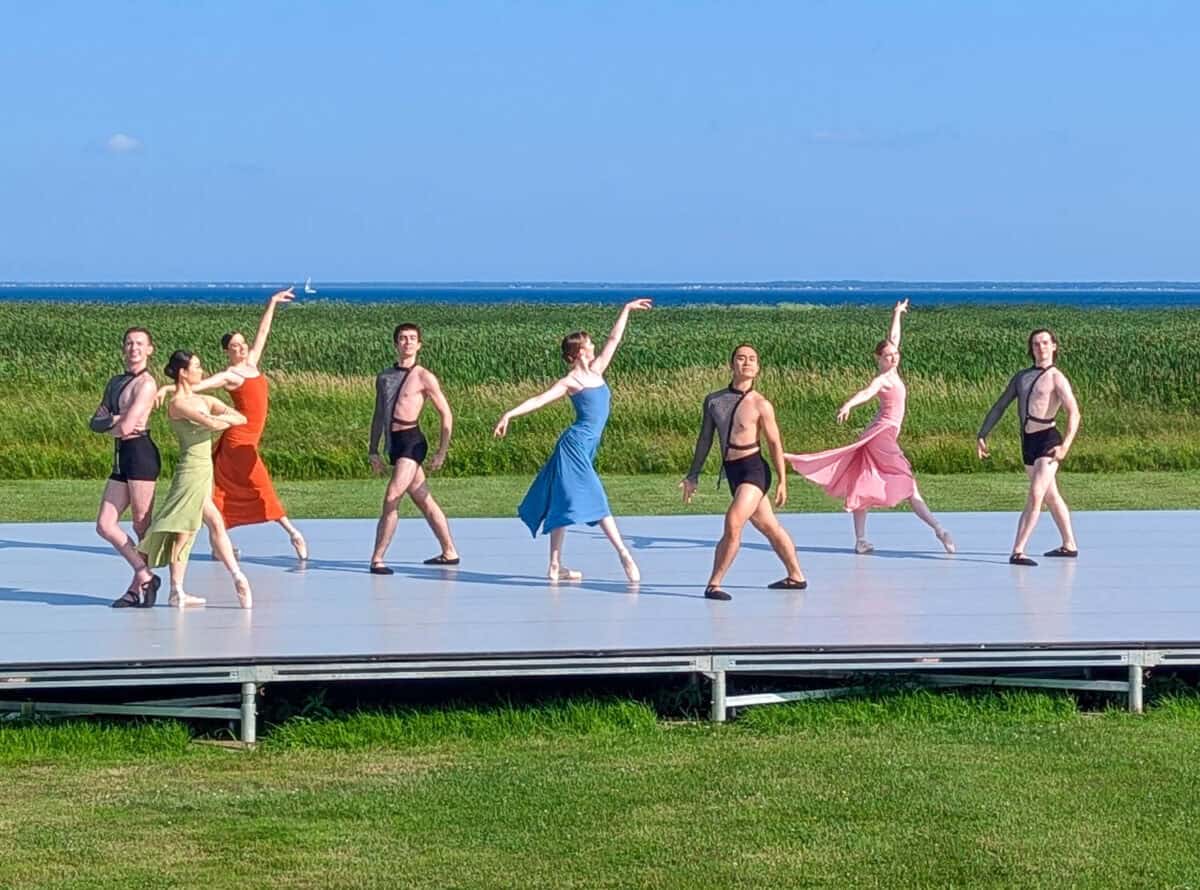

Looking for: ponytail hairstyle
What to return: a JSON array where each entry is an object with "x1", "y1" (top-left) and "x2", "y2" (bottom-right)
[{"x1": 164, "y1": 350, "x2": 195, "y2": 382}]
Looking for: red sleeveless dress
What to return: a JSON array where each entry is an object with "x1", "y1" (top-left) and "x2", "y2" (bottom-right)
[{"x1": 212, "y1": 374, "x2": 286, "y2": 528}]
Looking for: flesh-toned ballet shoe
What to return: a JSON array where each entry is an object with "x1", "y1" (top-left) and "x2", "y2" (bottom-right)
[
  {"x1": 548, "y1": 567, "x2": 583, "y2": 582},
  {"x1": 233, "y1": 572, "x2": 253, "y2": 609},
  {"x1": 168, "y1": 590, "x2": 207, "y2": 608},
  {"x1": 936, "y1": 528, "x2": 957, "y2": 554},
  {"x1": 290, "y1": 533, "x2": 308, "y2": 561},
  {"x1": 618, "y1": 551, "x2": 641, "y2": 584},
  {"x1": 854, "y1": 539, "x2": 875, "y2": 555}
]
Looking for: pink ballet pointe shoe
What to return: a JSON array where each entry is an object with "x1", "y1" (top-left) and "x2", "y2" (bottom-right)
[
  {"x1": 168, "y1": 589, "x2": 206, "y2": 608},
  {"x1": 936, "y1": 527, "x2": 956, "y2": 554},
  {"x1": 619, "y1": 550, "x2": 640, "y2": 584},
  {"x1": 548, "y1": 566, "x2": 583, "y2": 583},
  {"x1": 233, "y1": 571, "x2": 253, "y2": 609}
]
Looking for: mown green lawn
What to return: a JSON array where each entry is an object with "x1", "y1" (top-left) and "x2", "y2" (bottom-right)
[
  {"x1": 2, "y1": 693, "x2": 1200, "y2": 888},
  {"x1": 2, "y1": 470, "x2": 1199, "y2": 522}
]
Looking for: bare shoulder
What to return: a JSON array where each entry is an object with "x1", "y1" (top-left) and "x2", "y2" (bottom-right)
[
  {"x1": 748, "y1": 391, "x2": 775, "y2": 413},
  {"x1": 418, "y1": 367, "x2": 441, "y2": 389}
]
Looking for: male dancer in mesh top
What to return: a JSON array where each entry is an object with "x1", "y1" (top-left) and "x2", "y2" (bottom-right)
[
  {"x1": 682, "y1": 344, "x2": 807, "y2": 600},
  {"x1": 977, "y1": 328, "x2": 1081, "y2": 566}
]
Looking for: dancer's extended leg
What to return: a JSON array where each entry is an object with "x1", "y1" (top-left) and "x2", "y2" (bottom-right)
[
  {"x1": 597, "y1": 515, "x2": 639, "y2": 583},
  {"x1": 408, "y1": 468, "x2": 460, "y2": 563},
  {"x1": 747, "y1": 498, "x2": 806, "y2": 586},
  {"x1": 205, "y1": 499, "x2": 250, "y2": 607},
  {"x1": 706, "y1": 483, "x2": 764, "y2": 600},
  {"x1": 547, "y1": 526, "x2": 581, "y2": 581},
  {"x1": 276, "y1": 515, "x2": 308, "y2": 561},
  {"x1": 909, "y1": 483, "x2": 955, "y2": 553},
  {"x1": 1011, "y1": 459, "x2": 1059, "y2": 562},
  {"x1": 167, "y1": 531, "x2": 205, "y2": 608},
  {"x1": 370, "y1": 458, "x2": 420, "y2": 572}
]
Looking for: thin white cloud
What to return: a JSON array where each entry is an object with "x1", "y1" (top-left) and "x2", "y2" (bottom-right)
[{"x1": 105, "y1": 133, "x2": 143, "y2": 154}]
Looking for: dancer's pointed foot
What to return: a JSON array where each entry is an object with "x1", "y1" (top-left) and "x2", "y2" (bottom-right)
[
  {"x1": 1043, "y1": 546, "x2": 1078, "y2": 558},
  {"x1": 168, "y1": 590, "x2": 207, "y2": 608},
  {"x1": 854, "y1": 538, "x2": 875, "y2": 555},
  {"x1": 1009, "y1": 553, "x2": 1038, "y2": 566},
  {"x1": 936, "y1": 527, "x2": 956, "y2": 554},
  {"x1": 548, "y1": 566, "x2": 583, "y2": 582},
  {"x1": 290, "y1": 533, "x2": 308, "y2": 561},
  {"x1": 767, "y1": 576, "x2": 808, "y2": 590},
  {"x1": 233, "y1": 571, "x2": 253, "y2": 609},
  {"x1": 369, "y1": 563, "x2": 394, "y2": 575},
  {"x1": 139, "y1": 573, "x2": 162, "y2": 608},
  {"x1": 618, "y1": 550, "x2": 641, "y2": 584},
  {"x1": 704, "y1": 585, "x2": 732, "y2": 601}
]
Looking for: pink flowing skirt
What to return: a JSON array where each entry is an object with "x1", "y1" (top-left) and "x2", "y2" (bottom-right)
[{"x1": 785, "y1": 422, "x2": 915, "y2": 512}]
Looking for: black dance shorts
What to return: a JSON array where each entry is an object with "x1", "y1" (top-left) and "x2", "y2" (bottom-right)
[
  {"x1": 724, "y1": 452, "x2": 772, "y2": 495},
  {"x1": 389, "y1": 426, "x2": 429, "y2": 466},
  {"x1": 1022, "y1": 426, "x2": 1063, "y2": 467},
  {"x1": 109, "y1": 435, "x2": 161, "y2": 483}
]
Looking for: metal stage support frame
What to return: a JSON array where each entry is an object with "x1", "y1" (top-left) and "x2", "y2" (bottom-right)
[{"x1": 3, "y1": 646, "x2": 1198, "y2": 743}]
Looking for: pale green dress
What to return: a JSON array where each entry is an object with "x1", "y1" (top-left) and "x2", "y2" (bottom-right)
[{"x1": 139, "y1": 416, "x2": 214, "y2": 567}]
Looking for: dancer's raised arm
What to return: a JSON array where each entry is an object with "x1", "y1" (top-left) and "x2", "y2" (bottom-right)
[
  {"x1": 590, "y1": 298, "x2": 652, "y2": 376},
  {"x1": 835, "y1": 375, "x2": 889, "y2": 424},
  {"x1": 247, "y1": 287, "x2": 295, "y2": 367},
  {"x1": 493, "y1": 381, "x2": 571, "y2": 437},
  {"x1": 887, "y1": 298, "x2": 909, "y2": 347}
]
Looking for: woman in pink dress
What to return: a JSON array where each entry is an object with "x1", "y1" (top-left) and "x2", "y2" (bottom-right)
[{"x1": 786, "y1": 299, "x2": 955, "y2": 555}]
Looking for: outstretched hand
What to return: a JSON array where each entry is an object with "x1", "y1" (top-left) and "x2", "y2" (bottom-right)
[
  {"x1": 895, "y1": 298, "x2": 910, "y2": 315},
  {"x1": 270, "y1": 287, "x2": 295, "y2": 305},
  {"x1": 835, "y1": 405, "x2": 850, "y2": 424},
  {"x1": 493, "y1": 415, "x2": 511, "y2": 438},
  {"x1": 154, "y1": 385, "x2": 173, "y2": 408},
  {"x1": 624, "y1": 297, "x2": 653, "y2": 312},
  {"x1": 679, "y1": 478, "x2": 697, "y2": 505},
  {"x1": 976, "y1": 438, "x2": 990, "y2": 460}
]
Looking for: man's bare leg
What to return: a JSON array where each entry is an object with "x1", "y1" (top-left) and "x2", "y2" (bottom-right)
[
  {"x1": 1011, "y1": 460, "x2": 1059, "y2": 562},
  {"x1": 705, "y1": 484, "x2": 765, "y2": 600},
  {"x1": 370, "y1": 458, "x2": 420, "y2": 571},
  {"x1": 1042, "y1": 477, "x2": 1078, "y2": 553},
  {"x1": 747, "y1": 497, "x2": 806, "y2": 584},
  {"x1": 407, "y1": 468, "x2": 459, "y2": 562},
  {"x1": 597, "y1": 514, "x2": 639, "y2": 583},
  {"x1": 126, "y1": 479, "x2": 156, "y2": 542},
  {"x1": 96, "y1": 480, "x2": 154, "y2": 593}
]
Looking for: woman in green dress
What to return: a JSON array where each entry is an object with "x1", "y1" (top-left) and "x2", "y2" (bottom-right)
[{"x1": 139, "y1": 351, "x2": 253, "y2": 608}]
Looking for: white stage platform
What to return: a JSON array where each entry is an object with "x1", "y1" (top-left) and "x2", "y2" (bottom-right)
[{"x1": 1, "y1": 511, "x2": 1197, "y2": 739}]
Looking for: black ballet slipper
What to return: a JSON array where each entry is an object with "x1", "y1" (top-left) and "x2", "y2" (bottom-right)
[
  {"x1": 423, "y1": 554, "x2": 461, "y2": 566},
  {"x1": 768, "y1": 577, "x2": 808, "y2": 590},
  {"x1": 369, "y1": 564, "x2": 394, "y2": 575},
  {"x1": 704, "y1": 586, "x2": 733, "y2": 601},
  {"x1": 1043, "y1": 546, "x2": 1079, "y2": 558},
  {"x1": 1009, "y1": 554, "x2": 1038, "y2": 566},
  {"x1": 138, "y1": 574, "x2": 161, "y2": 608},
  {"x1": 111, "y1": 589, "x2": 142, "y2": 608}
]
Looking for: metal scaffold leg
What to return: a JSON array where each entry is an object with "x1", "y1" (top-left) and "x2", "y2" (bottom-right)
[
  {"x1": 709, "y1": 671, "x2": 727, "y2": 723},
  {"x1": 1127, "y1": 664, "x2": 1144, "y2": 714},
  {"x1": 240, "y1": 682, "x2": 258, "y2": 744}
]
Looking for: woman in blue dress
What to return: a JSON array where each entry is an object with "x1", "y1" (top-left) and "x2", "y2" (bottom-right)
[{"x1": 494, "y1": 299, "x2": 652, "y2": 584}]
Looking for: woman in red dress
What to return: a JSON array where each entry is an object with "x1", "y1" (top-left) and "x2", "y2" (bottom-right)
[{"x1": 160, "y1": 287, "x2": 307, "y2": 560}]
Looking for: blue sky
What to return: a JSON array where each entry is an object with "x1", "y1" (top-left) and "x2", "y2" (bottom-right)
[{"x1": 2, "y1": 1, "x2": 1197, "y2": 281}]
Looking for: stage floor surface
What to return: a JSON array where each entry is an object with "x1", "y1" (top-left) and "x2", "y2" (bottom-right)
[{"x1": 0, "y1": 511, "x2": 1195, "y2": 670}]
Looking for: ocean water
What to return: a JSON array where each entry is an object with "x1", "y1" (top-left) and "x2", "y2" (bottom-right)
[{"x1": 2, "y1": 281, "x2": 1200, "y2": 307}]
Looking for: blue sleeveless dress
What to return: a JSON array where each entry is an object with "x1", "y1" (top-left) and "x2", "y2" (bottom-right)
[{"x1": 518, "y1": 383, "x2": 613, "y2": 537}]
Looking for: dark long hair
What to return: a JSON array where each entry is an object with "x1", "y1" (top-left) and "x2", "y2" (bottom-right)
[{"x1": 164, "y1": 350, "x2": 195, "y2": 382}]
